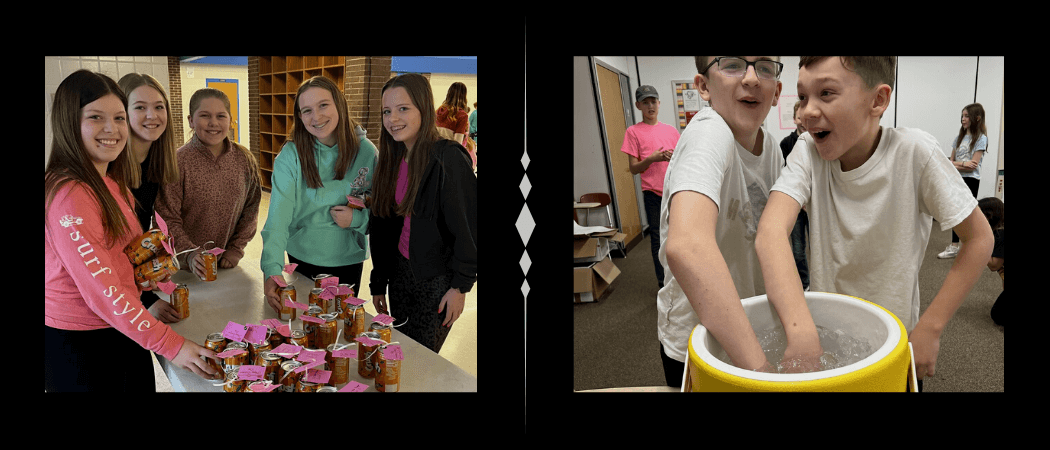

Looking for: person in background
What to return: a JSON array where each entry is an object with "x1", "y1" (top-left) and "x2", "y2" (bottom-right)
[
  {"x1": 938, "y1": 103, "x2": 988, "y2": 259},
  {"x1": 622, "y1": 85, "x2": 679, "y2": 289},
  {"x1": 777, "y1": 100, "x2": 809, "y2": 290},
  {"x1": 436, "y1": 81, "x2": 475, "y2": 170},
  {"x1": 979, "y1": 197, "x2": 1004, "y2": 326}
]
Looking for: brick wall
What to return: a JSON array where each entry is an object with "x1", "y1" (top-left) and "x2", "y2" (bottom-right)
[{"x1": 166, "y1": 56, "x2": 184, "y2": 144}]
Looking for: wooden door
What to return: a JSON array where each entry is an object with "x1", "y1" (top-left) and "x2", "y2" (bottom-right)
[
  {"x1": 207, "y1": 79, "x2": 240, "y2": 143},
  {"x1": 594, "y1": 63, "x2": 641, "y2": 250}
]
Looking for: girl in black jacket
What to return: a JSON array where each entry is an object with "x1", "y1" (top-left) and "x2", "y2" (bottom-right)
[{"x1": 369, "y1": 73, "x2": 478, "y2": 353}]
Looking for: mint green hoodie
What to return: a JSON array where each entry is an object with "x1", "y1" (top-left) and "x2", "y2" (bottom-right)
[{"x1": 261, "y1": 132, "x2": 377, "y2": 278}]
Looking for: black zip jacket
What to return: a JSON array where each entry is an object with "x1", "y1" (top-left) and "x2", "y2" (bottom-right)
[{"x1": 368, "y1": 139, "x2": 477, "y2": 295}]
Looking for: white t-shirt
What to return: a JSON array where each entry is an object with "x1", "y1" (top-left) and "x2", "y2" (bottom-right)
[
  {"x1": 771, "y1": 127, "x2": 978, "y2": 331},
  {"x1": 657, "y1": 108, "x2": 783, "y2": 363}
]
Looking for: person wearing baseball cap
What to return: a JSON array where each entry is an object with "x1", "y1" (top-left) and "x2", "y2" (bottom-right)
[{"x1": 621, "y1": 85, "x2": 680, "y2": 291}]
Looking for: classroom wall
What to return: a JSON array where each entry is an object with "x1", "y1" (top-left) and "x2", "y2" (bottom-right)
[{"x1": 575, "y1": 56, "x2": 1005, "y2": 228}]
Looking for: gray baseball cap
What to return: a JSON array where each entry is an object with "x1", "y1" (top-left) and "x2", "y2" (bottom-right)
[{"x1": 635, "y1": 85, "x2": 659, "y2": 102}]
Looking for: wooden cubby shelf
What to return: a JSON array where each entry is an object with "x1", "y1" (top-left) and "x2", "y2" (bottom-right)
[{"x1": 256, "y1": 56, "x2": 345, "y2": 189}]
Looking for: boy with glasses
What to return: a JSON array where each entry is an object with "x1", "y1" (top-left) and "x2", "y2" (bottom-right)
[
  {"x1": 658, "y1": 57, "x2": 812, "y2": 386},
  {"x1": 756, "y1": 57, "x2": 994, "y2": 390}
]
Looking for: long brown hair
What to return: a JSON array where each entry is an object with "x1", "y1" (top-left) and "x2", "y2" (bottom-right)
[
  {"x1": 954, "y1": 103, "x2": 987, "y2": 152},
  {"x1": 438, "y1": 81, "x2": 469, "y2": 125},
  {"x1": 117, "y1": 73, "x2": 179, "y2": 185},
  {"x1": 287, "y1": 76, "x2": 360, "y2": 189},
  {"x1": 45, "y1": 70, "x2": 139, "y2": 247},
  {"x1": 372, "y1": 73, "x2": 441, "y2": 219}
]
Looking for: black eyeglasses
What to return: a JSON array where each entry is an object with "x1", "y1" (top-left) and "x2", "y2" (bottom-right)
[{"x1": 702, "y1": 57, "x2": 783, "y2": 80}]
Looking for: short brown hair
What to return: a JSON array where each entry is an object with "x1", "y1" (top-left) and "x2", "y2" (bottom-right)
[{"x1": 799, "y1": 56, "x2": 896, "y2": 91}]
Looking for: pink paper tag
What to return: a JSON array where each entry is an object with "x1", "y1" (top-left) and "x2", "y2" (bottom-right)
[
  {"x1": 271, "y1": 343, "x2": 303, "y2": 357},
  {"x1": 222, "y1": 321, "x2": 248, "y2": 342},
  {"x1": 374, "y1": 314, "x2": 395, "y2": 326},
  {"x1": 284, "y1": 298, "x2": 309, "y2": 311},
  {"x1": 320, "y1": 277, "x2": 339, "y2": 288},
  {"x1": 158, "y1": 280, "x2": 177, "y2": 295},
  {"x1": 338, "y1": 285, "x2": 355, "y2": 296},
  {"x1": 244, "y1": 324, "x2": 268, "y2": 345},
  {"x1": 154, "y1": 212, "x2": 173, "y2": 255},
  {"x1": 301, "y1": 315, "x2": 324, "y2": 325},
  {"x1": 206, "y1": 247, "x2": 226, "y2": 256},
  {"x1": 332, "y1": 347, "x2": 358, "y2": 359},
  {"x1": 248, "y1": 382, "x2": 279, "y2": 392},
  {"x1": 339, "y1": 380, "x2": 369, "y2": 392},
  {"x1": 260, "y1": 318, "x2": 282, "y2": 329},
  {"x1": 237, "y1": 365, "x2": 265, "y2": 381},
  {"x1": 270, "y1": 275, "x2": 287, "y2": 288},
  {"x1": 355, "y1": 335, "x2": 385, "y2": 347},
  {"x1": 320, "y1": 287, "x2": 336, "y2": 300},
  {"x1": 284, "y1": 263, "x2": 298, "y2": 274},
  {"x1": 305, "y1": 368, "x2": 332, "y2": 384},
  {"x1": 344, "y1": 296, "x2": 367, "y2": 306},
  {"x1": 297, "y1": 348, "x2": 326, "y2": 365},
  {"x1": 382, "y1": 344, "x2": 404, "y2": 361},
  {"x1": 214, "y1": 348, "x2": 246, "y2": 359}
]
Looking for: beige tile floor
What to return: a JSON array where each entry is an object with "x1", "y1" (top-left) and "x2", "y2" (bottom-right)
[{"x1": 151, "y1": 188, "x2": 478, "y2": 391}]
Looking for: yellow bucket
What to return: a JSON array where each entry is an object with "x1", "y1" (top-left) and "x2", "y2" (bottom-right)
[{"x1": 686, "y1": 292, "x2": 911, "y2": 392}]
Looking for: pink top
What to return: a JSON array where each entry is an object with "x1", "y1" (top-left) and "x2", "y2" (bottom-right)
[
  {"x1": 396, "y1": 158, "x2": 411, "y2": 259},
  {"x1": 620, "y1": 121, "x2": 680, "y2": 196},
  {"x1": 45, "y1": 175, "x2": 185, "y2": 360}
]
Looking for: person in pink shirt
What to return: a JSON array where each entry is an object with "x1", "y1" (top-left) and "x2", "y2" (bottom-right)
[
  {"x1": 45, "y1": 70, "x2": 221, "y2": 391},
  {"x1": 621, "y1": 85, "x2": 680, "y2": 288}
]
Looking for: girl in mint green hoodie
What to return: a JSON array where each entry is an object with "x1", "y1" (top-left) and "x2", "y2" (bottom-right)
[{"x1": 261, "y1": 76, "x2": 378, "y2": 313}]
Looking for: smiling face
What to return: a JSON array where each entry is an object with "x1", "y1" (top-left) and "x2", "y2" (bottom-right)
[
  {"x1": 80, "y1": 93, "x2": 128, "y2": 177},
  {"x1": 127, "y1": 85, "x2": 167, "y2": 146},
  {"x1": 696, "y1": 56, "x2": 782, "y2": 150},
  {"x1": 382, "y1": 86, "x2": 422, "y2": 153},
  {"x1": 298, "y1": 86, "x2": 339, "y2": 147},
  {"x1": 188, "y1": 97, "x2": 230, "y2": 152},
  {"x1": 797, "y1": 57, "x2": 891, "y2": 171}
]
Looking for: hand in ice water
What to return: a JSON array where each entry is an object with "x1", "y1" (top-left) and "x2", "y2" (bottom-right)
[{"x1": 779, "y1": 336, "x2": 824, "y2": 373}]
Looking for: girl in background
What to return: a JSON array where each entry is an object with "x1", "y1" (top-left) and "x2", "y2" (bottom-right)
[
  {"x1": 436, "y1": 81, "x2": 475, "y2": 169},
  {"x1": 45, "y1": 70, "x2": 220, "y2": 391},
  {"x1": 261, "y1": 76, "x2": 377, "y2": 313},
  {"x1": 118, "y1": 73, "x2": 182, "y2": 323},
  {"x1": 156, "y1": 88, "x2": 261, "y2": 279},
  {"x1": 370, "y1": 73, "x2": 477, "y2": 354},
  {"x1": 939, "y1": 103, "x2": 988, "y2": 259}
]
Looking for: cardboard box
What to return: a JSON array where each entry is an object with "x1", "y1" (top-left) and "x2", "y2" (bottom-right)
[{"x1": 573, "y1": 255, "x2": 620, "y2": 303}]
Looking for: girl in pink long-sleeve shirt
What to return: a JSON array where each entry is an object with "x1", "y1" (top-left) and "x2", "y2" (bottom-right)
[{"x1": 45, "y1": 70, "x2": 221, "y2": 391}]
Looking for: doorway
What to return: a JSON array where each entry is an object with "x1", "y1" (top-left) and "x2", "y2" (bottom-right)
[{"x1": 206, "y1": 78, "x2": 240, "y2": 143}]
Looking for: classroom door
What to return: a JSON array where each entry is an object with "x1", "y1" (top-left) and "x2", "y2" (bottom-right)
[
  {"x1": 207, "y1": 79, "x2": 240, "y2": 143},
  {"x1": 594, "y1": 63, "x2": 641, "y2": 251}
]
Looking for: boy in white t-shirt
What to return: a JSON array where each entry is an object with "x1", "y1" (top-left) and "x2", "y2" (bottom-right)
[
  {"x1": 756, "y1": 56, "x2": 994, "y2": 386},
  {"x1": 658, "y1": 57, "x2": 811, "y2": 386}
]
